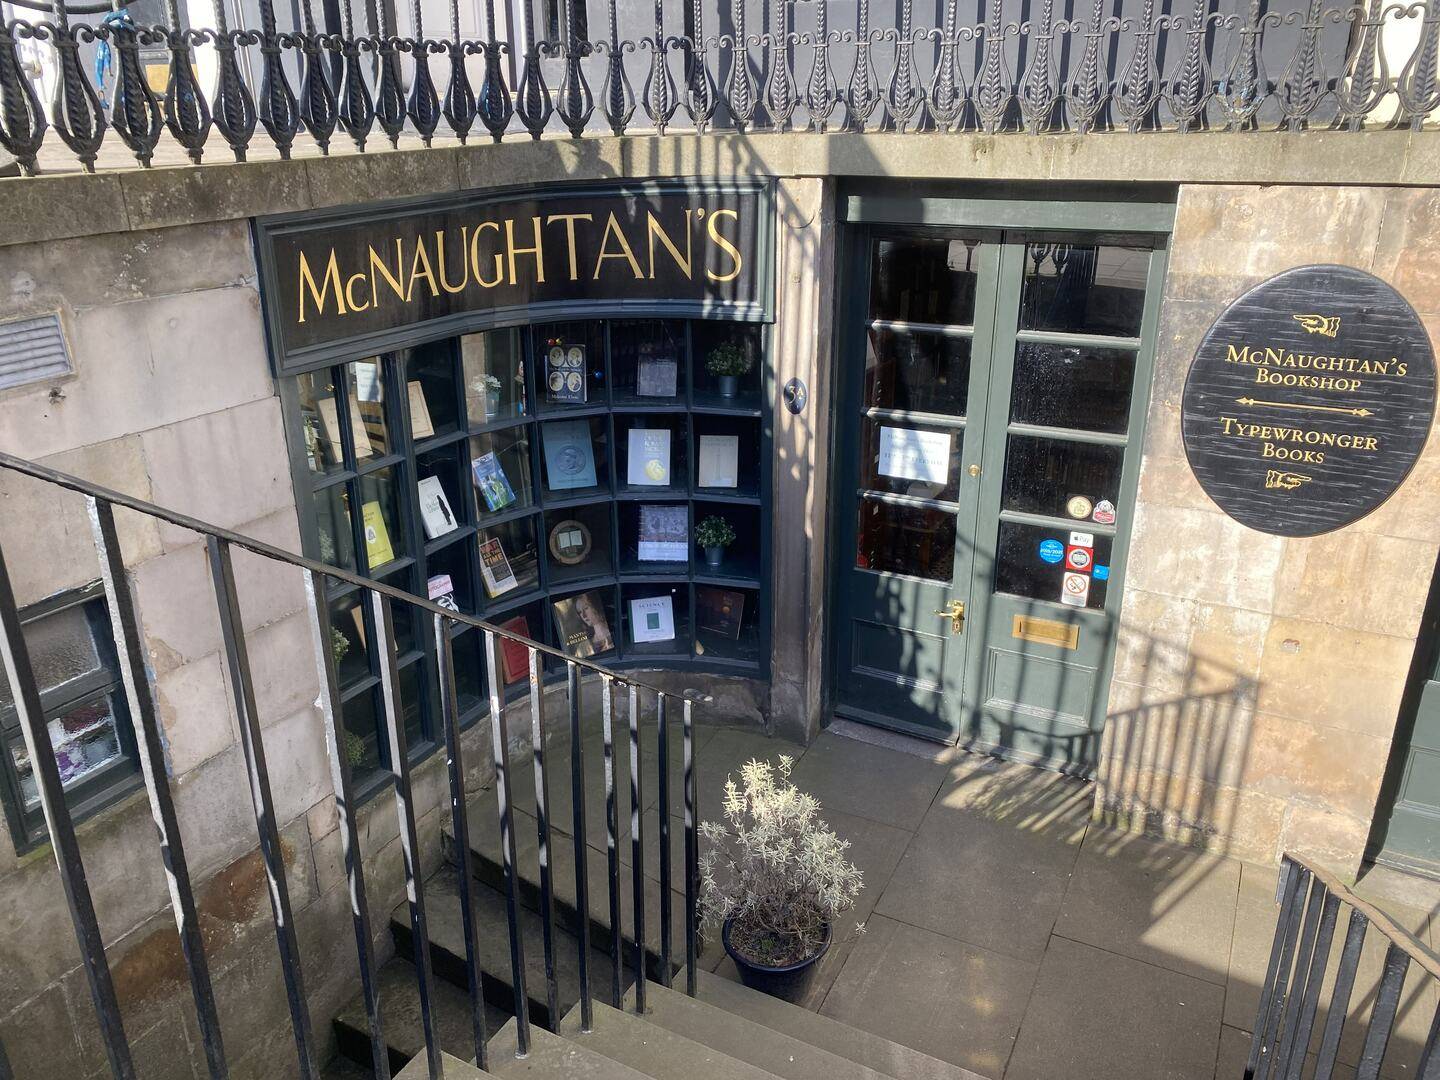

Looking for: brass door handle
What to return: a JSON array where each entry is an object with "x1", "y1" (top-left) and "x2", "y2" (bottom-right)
[{"x1": 932, "y1": 599, "x2": 965, "y2": 634}]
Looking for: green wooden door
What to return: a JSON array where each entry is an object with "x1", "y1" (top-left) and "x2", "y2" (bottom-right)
[
  {"x1": 831, "y1": 226, "x2": 1166, "y2": 774},
  {"x1": 1372, "y1": 560, "x2": 1440, "y2": 876}
]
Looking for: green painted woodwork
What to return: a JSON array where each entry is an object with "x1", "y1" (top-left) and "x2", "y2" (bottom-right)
[{"x1": 830, "y1": 213, "x2": 1168, "y2": 777}]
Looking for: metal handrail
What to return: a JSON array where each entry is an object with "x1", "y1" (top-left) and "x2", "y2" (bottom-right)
[
  {"x1": 0, "y1": 448, "x2": 702, "y2": 1079},
  {"x1": 0, "y1": 0, "x2": 1435, "y2": 177},
  {"x1": 1248, "y1": 852, "x2": 1440, "y2": 1079}
]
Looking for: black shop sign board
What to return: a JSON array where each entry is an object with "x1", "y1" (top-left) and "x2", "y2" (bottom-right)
[
  {"x1": 254, "y1": 180, "x2": 774, "y2": 372},
  {"x1": 1182, "y1": 265, "x2": 1436, "y2": 538}
]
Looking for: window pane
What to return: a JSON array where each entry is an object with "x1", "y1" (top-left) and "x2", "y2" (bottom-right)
[
  {"x1": 358, "y1": 467, "x2": 407, "y2": 573},
  {"x1": 328, "y1": 592, "x2": 370, "y2": 688},
  {"x1": 26, "y1": 604, "x2": 101, "y2": 696},
  {"x1": 313, "y1": 484, "x2": 357, "y2": 571},
  {"x1": 861, "y1": 420, "x2": 962, "y2": 502},
  {"x1": 13, "y1": 694, "x2": 124, "y2": 809},
  {"x1": 611, "y1": 319, "x2": 686, "y2": 405},
  {"x1": 533, "y1": 321, "x2": 605, "y2": 412},
  {"x1": 544, "y1": 502, "x2": 614, "y2": 587},
  {"x1": 342, "y1": 686, "x2": 383, "y2": 784},
  {"x1": 398, "y1": 660, "x2": 430, "y2": 749},
  {"x1": 856, "y1": 497, "x2": 956, "y2": 582},
  {"x1": 866, "y1": 328, "x2": 972, "y2": 417},
  {"x1": 616, "y1": 415, "x2": 687, "y2": 495},
  {"x1": 450, "y1": 628, "x2": 486, "y2": 717},
  {"x1": 347, "y1": 358, "x2": 391, "y2": 458},
  {"x1": 1001, "y1": 435, "x2": 1124, "y2": 522},
  {"x1": 693, "y1": 322, "x2": 762, "y2": 406},
  {"x1": 297, "y1": 369, "x2": 345, "y2": 476},
  {"x1": 405, "y1": 340, "x2": 461, "y2": 441},
  {"x1": 869, "y1": 238, "x2": 981, "y2": 326},
  {"x1": 539, "y1": 418, "x2": 609, "y2": 500},
  {"x1": 471, "y1": 427, "x2": 537, "y2": 521},
  {"x1": 621, "y1": 583, "x2": 689, "y2": 658},
  {"x1": 994, "y1": 520, "x2": 1112, "y2": 611},
  {"x1": 462, "y1": 328, "x2": 527, "y2": 425},
  {"x1": 479, "y1": 516, "x2": 541, "y2": 601},
  {"x1": 1009, "y1": 342, "x2": 1135, "y2": 434},
  {"x1": 1019, "y1": 243, "x2": 1148, "y2": 337}
]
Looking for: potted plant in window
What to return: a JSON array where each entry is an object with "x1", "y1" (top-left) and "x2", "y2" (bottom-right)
[
  {"x1": 695, "y1": 514, "x2": 736, "y2": 568},
  {"x1": 705, "y1": 341, "x2": 753, "y2": 398},
  {"x1": 700, "y1": 756, "x2": 863, "y2": 1003}
]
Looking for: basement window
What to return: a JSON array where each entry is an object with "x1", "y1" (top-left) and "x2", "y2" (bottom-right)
[{"x1": 0, "y1": 583, "x2": 142, "y2": 853}]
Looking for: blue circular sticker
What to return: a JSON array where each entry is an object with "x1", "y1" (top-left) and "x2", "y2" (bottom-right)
[{"x1": 1038, "y1": 539, "x2": 1064, "y2": 564}]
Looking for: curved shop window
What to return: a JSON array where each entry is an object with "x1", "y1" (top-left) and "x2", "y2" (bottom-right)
[{"x1": 282, "y1": 316, "x2": 770, "y2": 786}]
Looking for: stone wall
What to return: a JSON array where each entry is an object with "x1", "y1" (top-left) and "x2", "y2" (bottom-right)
[
  {"x1": 1099, "y1": 184, "x2": 1440, "y2": 876},
  {"x1": 0, "y1": 220, "x2": 495, "y2": 1077}
]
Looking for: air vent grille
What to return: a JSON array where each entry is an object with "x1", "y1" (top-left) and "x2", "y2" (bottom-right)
[{"x1": 0, "y1": 314, "x2": 72, "y2": 392}]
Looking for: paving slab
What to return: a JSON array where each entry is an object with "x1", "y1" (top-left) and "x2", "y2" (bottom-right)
[
  {"x1": 789, "y1": 731, "x2": 950, "y2": 831},
  {"x1": 1054, "y1": 829, "x2": 1241, "y2": 985},
  {"x1": 818, "y1": 914, "x2": 1037, "y2": 1079},
  {"x1": 1212, "y1": 1024, "x2": 1359, "y2": 1080},
  {"x1": 1005, "y1": 935, "x2": 1225, "y2": 1080},
  {"x1": 874, "y1": 791, "x2": 1086, "y2": 963}
]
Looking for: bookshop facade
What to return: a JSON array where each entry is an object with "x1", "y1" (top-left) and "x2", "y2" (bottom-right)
[{"x1": 258, "y1": 181, "x2": 777, "y2": 785}]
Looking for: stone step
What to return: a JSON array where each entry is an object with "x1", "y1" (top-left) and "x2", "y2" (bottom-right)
[
  {"x1": 629, "y1": 977, "x2": 988, "y2": 1080},
  {"x1": 558, "y1": 1000, "x2": 780, "y2": 1080},
  {"x1": 396, "y1": 1051, "x2": 492, "y2": 1078},
  {"x1": 692, "y1": 969, "x2": 985, "y2": 1080},
  {"x1": 394, "y1": 865, "x2": 640, "y2": 1031},
  {"x1": 442, "y1": 783, "x2": 709, "y2": 983},
  {"x1": 483, "y1": 1016, "x2": 655, "y2": 1080},
  {"x1": 331, "y1": 957, "x2": 509, "y2": 1076}
]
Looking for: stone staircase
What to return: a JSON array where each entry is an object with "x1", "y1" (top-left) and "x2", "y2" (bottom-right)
[{"x1": 328, "y1": 720, "x2": 984, "y2": 1080}]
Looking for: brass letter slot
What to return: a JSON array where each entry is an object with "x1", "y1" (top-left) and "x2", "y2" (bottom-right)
[{"x1": 1012, "y1": 615, "x2": 1079, "y2": 650}]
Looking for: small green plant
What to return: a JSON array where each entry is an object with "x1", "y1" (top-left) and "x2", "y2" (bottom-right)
[
  {"x1": 695, "y1": 515, "x2": 736, "y2": 549},
  {"x1": 343, "y1": 730, "x2": 369, "y2": 766},
  {"x1": 700, "y1": 756, "x2": 863, "y2": 967},
  {"x1": 330, "y1": 627, "x2": 350, "y2": 666},
  {"x1": 705, "y1": 342, "x2": 753, "y2": 378}
]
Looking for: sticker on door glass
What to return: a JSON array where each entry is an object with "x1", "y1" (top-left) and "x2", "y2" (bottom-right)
[
  {"x1": 1093, "y1": 565, "x2": 1110, "y2": 581},
  {"x1": 1091, "y1": 499, "x2": 1116, "y2": 525},
  {"x1": 1064, "y1": 545, "x2": 1093, "y2": 572},
  {"x1": 877, "y1": 427, "x2": 951, "y2": 484},
  {"x1": 1061, "y1": 572, "x2": 1091, "y2": 607},
  {"x1": 1038, "y1": 538, "x2": 1064, "y2": 564},
  {"x1": 1069, "y1": 531, "x2": 1094, "y2": 549},
  {"x1": 1066, "y1": 495, "x2": 1093, "y2": 520}
]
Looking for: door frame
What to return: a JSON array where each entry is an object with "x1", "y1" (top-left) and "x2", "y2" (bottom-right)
[{"x1": 823, "y1": 185, "x2": 1175, "y2": 773}]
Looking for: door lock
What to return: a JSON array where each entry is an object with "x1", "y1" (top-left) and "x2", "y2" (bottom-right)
[
  {"x1": 968, "y1": 464, "x2": 981, "y2": 478},
  {"x1": 933, "y1": 599, "x2": 966, "y2": 634}
]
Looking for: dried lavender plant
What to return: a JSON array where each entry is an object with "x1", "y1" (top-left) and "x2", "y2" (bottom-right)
[{"x1": 699, "y1": 755, "x2": 863, "y2": 967}]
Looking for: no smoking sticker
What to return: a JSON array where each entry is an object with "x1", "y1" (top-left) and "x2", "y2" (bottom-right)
[{"x1": 1061, "y1": 572, "x2": 1090, "y2": 607}]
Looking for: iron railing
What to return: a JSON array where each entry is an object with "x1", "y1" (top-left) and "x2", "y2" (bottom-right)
[
  {"x1": 0, "y1": 0, "x2": 1438, "y2": 175},
  {"x1": 0, "y1": 447, "x2": 702, "y2": 1079},
  {"x1": 1248, "y1": 853, "x2": 1440, "y2": 1080}
]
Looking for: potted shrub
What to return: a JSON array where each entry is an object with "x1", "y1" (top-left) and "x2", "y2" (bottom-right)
[
  {"x1": 700, "y1": 756, "x2": 863, "y2": 1003},
  {"x1": 695, "y1": 514, "x2": 736, "y2": 568},
  {"x1": 705, "y1": 342, "x2": 753, "y2": 398}
]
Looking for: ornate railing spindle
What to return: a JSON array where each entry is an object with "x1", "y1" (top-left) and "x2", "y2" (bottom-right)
[
  {"x1": 46, "y1": 0, "x2": 107, "y2": 170},
  {"x1": 208, "y1": 0, "x2": 258, "y2": 159}
]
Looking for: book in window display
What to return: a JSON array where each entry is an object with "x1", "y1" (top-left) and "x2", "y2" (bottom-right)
[
  {"x1": 479, "y1": 536, "x2": 519, "y2": 598},
  {"x1": 637, "y1": 358, "x2": 678, "y2": 398},
  {"x1": 428, "y1": 574, "x2": 461, "y2": 612},
  {"x1": 472, "y1": 451, "x2": 517, "y2": 512},
  {"x1": 627, "y1": 428, "x2": 672, "y2": 486},
  {"x1": 316, "y1": 394, "x2": 375, "y2": 459},
  {"x1": 552, "y1": 590, "x2": 614, "y2": 658},
  {"x1": 637, "y1": 504, "x2": 687, "y2": 562},
  {"x1": 361, "y1": 501, "x2": 395, "y2": 567},
  {"x1": 629, "y1": 595, "x2": 676, "y2": 644},
  {"x1": 417, "y1": 476, "x2": 459, "y2": 539},
  {"x1": 408, "y1": 381, "x2": 436, "y2": 439},
  {"x1": 697, "y1": 435, "x2": 740, "y2": 488},
  {"x1": 544, "y1": 341, "x2": 588, "y2": 404},
  {"x1": 498, "y1": 615, "x2": 532, "y2": 684},
  {"x1": 543, "y1": 420, "x2": 598, "y2": 490},
  {"x1": 696, "y1": 586, "x2": 745, "y2": 639}
]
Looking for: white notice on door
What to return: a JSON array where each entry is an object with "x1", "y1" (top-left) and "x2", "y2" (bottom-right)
[{"x1": 877, "y1": 427, "x2": 951, "y2": 484}]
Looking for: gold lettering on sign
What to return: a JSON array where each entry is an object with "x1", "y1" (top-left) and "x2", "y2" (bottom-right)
[
  {"x1": 594, "y1": 212, "x2": 645, "y2": 280},
  {"x1": 505, "y1": 216, "x2": 546, "y2": 286},
  {"x1": 368, "y1": 240, "x2": 407, "y2": 308},
  {"x1": 705, "y1": 209, "x2": 743, "y2": 283},
  {"x1": 435, "y1": 227, "x2": 471, "y2": 295},
  {"x1": 546, "y1": 213, "x2": 594, "y2": 281},
  {"x1": 298, "y1": 248, "x2": 346, "y2": 324},
  {"x1": 407, "y1": 233, "x2": 440, "y2": 301},
  {"x1": 469, "y1": 221, "x2": 504, "y2": 288},
  {"x1": 646, "y1": 210, "x2": 693, "y2": 280}
]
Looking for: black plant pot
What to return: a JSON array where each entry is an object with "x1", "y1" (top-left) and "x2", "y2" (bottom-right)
[{"x1": 722, "y1": 918, "x2": 832, "y2": 1003}]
